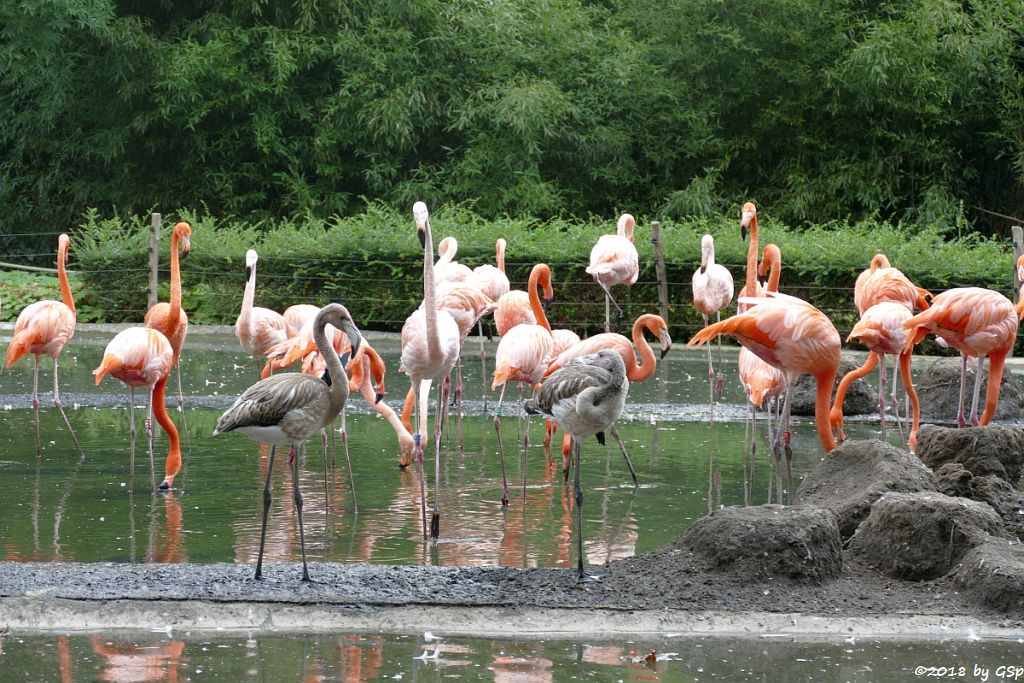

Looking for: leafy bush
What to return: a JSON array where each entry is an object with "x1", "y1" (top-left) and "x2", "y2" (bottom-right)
[{"x1": 72, "y1": 206, "x2": 1022, "y2": 354}]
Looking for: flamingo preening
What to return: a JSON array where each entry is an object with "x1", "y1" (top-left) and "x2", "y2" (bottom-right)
[
  {"x1": 214, "y1": 303, "x2": 363, "y2": 581},
  {"x1": 470, "y1": 238, "x2": 511, "y2": 397},
  {"x1": 235, "y1": 249, "x2": 294, "y2": 377},
  {"x1": 586, "y1": 214, "x2": 639, "y2": 332},
  {"x1": 401, "y1": 202, "x2": 461, "y2": 539},
  {"x1": 4, "y1": 234, "x2": 85, "y2": 458}
]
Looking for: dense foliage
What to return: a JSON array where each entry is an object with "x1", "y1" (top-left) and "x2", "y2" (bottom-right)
[
  {"x1": 3, "y1": 0, "x2": 1023, "y2": 260},
  {"x1": 47, "y1": 207, "x2": 1017, "y2": 355}
]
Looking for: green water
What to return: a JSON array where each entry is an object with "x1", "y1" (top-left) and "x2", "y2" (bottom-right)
[
  {"x1": 2, "y1": 631, "x2": 1022, "y2": 682},
  {"x1": 0, "y1": 327, "x2": 894, "y2": 568}
]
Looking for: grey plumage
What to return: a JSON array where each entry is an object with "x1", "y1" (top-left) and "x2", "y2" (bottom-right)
[{"x1": 213, "y1": 303, "x2": 361, "y2": 582}]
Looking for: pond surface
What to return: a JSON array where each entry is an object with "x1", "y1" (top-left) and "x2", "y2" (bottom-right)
[
  {"x1": 0, "y1": 327, "x2": 906, "y2": 569},
  {"x1": 2, "y1": 630, "x2": 1022, "y2": 682}
]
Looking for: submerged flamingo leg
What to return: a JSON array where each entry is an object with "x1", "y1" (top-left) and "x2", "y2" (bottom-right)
[
  {"x1": 175, "y1": 362, "x2": 192, "y2": 456},
  {"x1": 494, "y1": 383, "x2": 510, "y2": 506},
  {"x1": 254, "y1": 446, "x2": 276, "y2": 580},
  {"x1": 431, "y1": 378, "x2": 449, "y2": 539},
  {"x1": 341, "y1": 412, "x2": 357, "y2": 512}
]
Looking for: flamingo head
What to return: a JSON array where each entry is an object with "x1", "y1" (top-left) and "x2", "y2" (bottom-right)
[
  {"x1": 58, "y1": 233, "x2": 71, "y2": 257},
  {"x1": 245, "y1": 249, "x2": 258, "y2": 279},
  {"x1": 658, "y1": 325, "x2": 673, "y2": 360},
  {"x1": 413, "y1": 201, "x2": 429, "y2": 247},
  {"x1": 175, "y1": 222, "x2": 192, "y2": 259},
  {"x1": 740, "y1": 201, "x2": 757, "y2": 240},
  {"x1": 699, "y1": 234, "x2": 714, "y2": 273}
]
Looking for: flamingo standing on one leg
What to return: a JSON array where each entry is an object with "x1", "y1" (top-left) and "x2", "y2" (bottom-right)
[
  {"x1": 525, "y1": 350, "x2": 629, "y2": 581},
  {"x1": 545, "y1": 313, "x2": 672, "y2": 482},
  {"x1": 903, "y1": 287, "x2": 1018, "y2": 428},
  {"x1": 491, "y1": 264, "x2": 555, "y2": 505},
  {"x1": 586, "y1": 213, "x2": 639, "y2": 332},
  {"x1": 691, "y1": 234, "x2": 734, "y2": 400},
  {"x1": 689, "y1": 293, "x2": 841, "y2": 503},
  {"x1": 471, "y1": 238, "x2": 511, "y2": 404},
  {"x1": 4, "y1": 234, "x2": 85, "y2": 458},
  {"x1": 93, "y1": 327, "x2": 174, "y2": 490},
  {"x1": 235, "y1": 250, "x2": 294, "y2": 377},
  {"x1": 402, "y1": 202, "x2": 461, "y2": 539},
  {"x1": 214, "y1": 304, "x2": 362, "y2": 582},
  {"x1": 143, "y1": 221, "x2": 191, "y2": 488}
]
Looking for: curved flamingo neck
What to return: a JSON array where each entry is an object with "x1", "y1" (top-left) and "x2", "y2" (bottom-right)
[
  {"x1": 628, "y1": 316, "x2": 659, "y2": 382},
  {"x1": 815, "y1": 368, "x2": 839, "y2": 452},
  {"x1": 57, "y1": 237, "x2": 75, "y2": 315},
  {"x1": 153, "y1": 375, "x2": 181, "y2": 484},
  {"x1": 759, "y1": 245, "x2": 781, "y2": 292},
  {"x1": 314, "y1": 309, "x2": 352, "y2": 417},
  {"x1": 745, "y1": 213, "x2": 760, "y2": 299},
  {"x1": 870, "y1": 254, "x2": 891, "y2": 271},
  {"x1": 422, "y1": 223, "x2": 441, "y2": 357},
  {"x1": 167, "y1": 228, "x2": 183, "y2": 331},
  {"x1": 496, "y1": 238, "x2": 507, "y2": 275},
  {"x1": 528, "y1": 265, "x2": 552, "y2": 332},
  {"x1": 618, "y1": 215, "x2": 636, "y2": 243}
]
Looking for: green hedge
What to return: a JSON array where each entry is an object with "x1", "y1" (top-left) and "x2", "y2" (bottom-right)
[{"x1": 57, "y1": 205, "x2": 1021, "y2": 355}]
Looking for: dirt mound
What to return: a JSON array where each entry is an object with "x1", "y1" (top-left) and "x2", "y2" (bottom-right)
[
  {"x1": 916, "y1": 357, "x2": 1023, "y2": 422},
  {"x1": 672, "y1": 505, "x2": 842, "y2": 583},
  {"x1": 790, "y1": 354, "x2": 877, "y2": 417},
  {"x1": 916, "y1": 424, "x2": 1024, "y2": 484},
  {"x1": 970, "y1": 475, "x2": 1024, "y2": 542},
  {"x1": 848, "y1": 492, "x2": 1005, "y2": 581},
  {"x1": 952, "y1": 537, "x2": 1024, "y2": 616},
  {"x1": 794, "y1": 440, "x2": 936, "y2": 539},
  {"x1": 933, "y1": 463, "x2": 973, "y2": 498}
]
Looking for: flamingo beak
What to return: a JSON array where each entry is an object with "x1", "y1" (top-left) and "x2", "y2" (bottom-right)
[
  {"x1": 417, "y1": 227, "x2": 427, "y2": 249},
  {"x1": 375, "y1": 392, "x2": 384, "y2": 404},
  {"x1": 659, "y1": 329, "x2": 672, "y2": 359},
  {"x1": 245, "y1": 265, "x2": 252, "y2": 280},
  {"x1": 740, "y1": 210, "x2": 753, "y2": 241},
  {"x1": 181, "y1": 236, "x2": 191, "y2": 259}
]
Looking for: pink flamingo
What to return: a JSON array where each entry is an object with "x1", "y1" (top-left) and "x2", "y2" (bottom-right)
[
  {"x1": 434, "y1": 236, "x2": 473, "y2": 284},
  {"x1": 93, "y1": 327, "x2": 175, "y2": 490},
  {"x1": 143, "y1": 221, "x2": 192, "y2": 471},
  {"x1": 4, "y1": 234, "x2": 85, "y2": 457},
  {"x1": 690, "y1": 292, "x2": 841, "y2": 503},
  {"x1": 738, "y1": 202, "x2": 760, "y2": 311},
  {"x1": 470, "y1": 238, "x2": 511, "y2": 398},
  {"x1": 491, "y1": 263, "x2": 554, "y2": 505},
  {"x1": 401, "y1": 201, "x2": 461, "y2": 539},
  {"x1": 586, "y1": 213, "x2": 638, "y2": 331},
  {"x1": 691, "y1": 234, "x2": 734, "y2": 400},
  {"x1": 235, "y1": 249, "x2": 294, "y2": 377},
  {"x1": 283, "y1": 304, "x2": 320, "y2": 332},
  {"x1": 903, "y1": 287, "x2": 1018, "y2": 428}
]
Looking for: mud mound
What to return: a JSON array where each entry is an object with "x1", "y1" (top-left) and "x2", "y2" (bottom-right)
[
  {"x1": 934, "y1": 463, "x2": 973, "y2": 498},
  {"x1": 673, "y1": 505, "x2": 842, "y2": 583},
  {"x1": 952, "y1": 537, "x2": 1024, "y2": 616},
  {"x1": 848, "y1": 492, "x2": 1005, "y2": 581},
  {"x1": 916, "y1": 424, "x2": 1024, "y2": 485},
  {"x1": 970, "y1": 475, "x2": 1024, "y2": 542},
  {"x1": 790, "y1": 355, "x2": 877, "y2": 417},
  {"x1": 794, "y1": 440, "x2": 936, "y2": 539},
  {"x1": 916, "y1": 357, "x2": 1023, "y2": 422}
]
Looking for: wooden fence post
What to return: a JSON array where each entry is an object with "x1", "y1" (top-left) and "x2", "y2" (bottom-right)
[
  {"x1": 1013, "y1": 225, "x2": 1023, "y2": 303},
  {"x1": 651, "y1": 220, "x2": 670, "y2": 324},
  {"x1": 148, "y1": 213, "x2": 161, "y2": 309}
]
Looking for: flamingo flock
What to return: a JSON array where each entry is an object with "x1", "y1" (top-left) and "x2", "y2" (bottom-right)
[{"x1": 5, "y1": 201, "x2": 1023, "y2": 582}]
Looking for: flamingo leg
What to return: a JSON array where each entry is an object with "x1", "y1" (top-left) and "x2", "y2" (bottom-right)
[
  {"x1": 516, "y1": 381, "x2": 524, "y2": 435},
  {"x1": 253, "y1": 357, "x2": 262, "y2": 380},
  {"x1": 608, "y1": 424, "x2": 638, "y2": 486},
  {"x1": 969, "y1": 354, "x2": 986, "y2": 427},
  {"x1": 128, "y1": 387, "x2": 137, "y2": 483},
  {"x1": 147, "y1": 387, "x2": 156, "y2": 493},
  {"x1": 175, "y1": 361, "x2": 192, "y2": 456},
  {"x1": 431, "y1": 377, "x2": 450, "y2": 539},
  {"x1": 341, "y1": 411, "x2": 357, "y2": 512},
  {"x1": 899, "y1": 351, "x2": 921, "y2": 452},
  {"x1": 772, "y1": 386, "x2": 793, "y2": 505},
  {"x1": 878, "y1": 353, "x2": 887, "y2": 442},
  {"x1": 957, "y1": 354, "x2": 969, "y2": 428},
  {"x1": 32, "y1": 355, "x2": 41, "y2": 456},
  {"x1": 890, "y1": 356, "x2": 905, "y2": 445},
  {"x1": 414, "y1": 379, "x2": 431, "y2": 539},
  {"x1": 715, "y1": 311, "x2": 725, "y2": 399},
  {"x1": 743, "y1": 401, "x2": 751, "y2": 506},
  {"x1": 478, "y1": 320, "x2": 489, "y2": 412},
  {"x1": 494, "y1": 383, "x2": 510, "y2": 506},
  {"x1": 703, "y1": 314, "x2": 714, "y2": 406},
  {"x1": 254, "y1": 446, "x2": 276, "y2": 580},
  {"x1": 290, "y1": 446, "x2": 311, "y2": 582},
  {"x1": 320, "y1": 428, "x2": 330, "y2": 513},
  {"x1": 597, "y1": 280, "x2": 624, "y2": 330},
  {"x1": 51, "y1": 356, "x2": 85, "y2": 459},
  {"x1": 573, "y1": 439, "x2": 596, "y2": 582},
  {"x1": 604, "y1": 291, "x2": 610, "y2": 333},
  {"x1": 455, "y1": 359, "x2": 464, "y2": 452}
]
